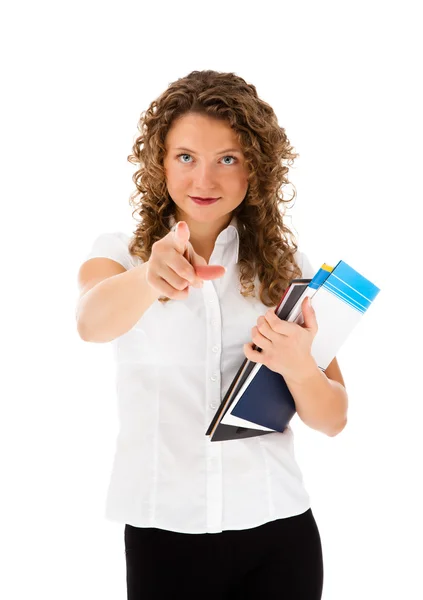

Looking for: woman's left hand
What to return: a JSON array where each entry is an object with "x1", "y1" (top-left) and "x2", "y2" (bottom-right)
[{"x1": 243, "y1": 296, "x2": 319, "y2": 385}]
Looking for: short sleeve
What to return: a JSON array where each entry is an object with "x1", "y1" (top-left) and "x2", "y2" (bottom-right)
[
  {"x1": 84, "y1": 232, "x2": 140, "y2": 271},
  {"x1": 299, "y1": 250, "x2": 316, "y2": 279}
]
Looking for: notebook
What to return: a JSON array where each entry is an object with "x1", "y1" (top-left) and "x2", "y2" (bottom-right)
[{"x1": 206, "y1": 260, "x2": 380, "y2": 441}]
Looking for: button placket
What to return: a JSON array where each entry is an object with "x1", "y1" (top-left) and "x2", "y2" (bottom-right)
[
  {"x1": 203, "y1": 249, "x2": 227, "y2": 530},
  {"x1": 204, "y1": 280, "x2": 222, "y2": 415}
]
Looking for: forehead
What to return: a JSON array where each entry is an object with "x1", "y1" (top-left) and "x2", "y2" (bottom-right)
[{"x1": 165, "y1": 113, "x2": 241, "y2": 150}]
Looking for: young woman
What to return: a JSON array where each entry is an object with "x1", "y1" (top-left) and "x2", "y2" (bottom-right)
[{"x1": 77, "y1": 69, "x2": 347, "y2": 599}]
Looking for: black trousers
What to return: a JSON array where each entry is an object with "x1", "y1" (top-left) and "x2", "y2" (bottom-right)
[{"x1": 124, "y1": 508, "x2": 324, "y2": 599}]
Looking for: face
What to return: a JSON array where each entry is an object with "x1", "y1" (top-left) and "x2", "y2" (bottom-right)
[{"x1": 163, "y1": 113, "x2": 249, "y2": 230}]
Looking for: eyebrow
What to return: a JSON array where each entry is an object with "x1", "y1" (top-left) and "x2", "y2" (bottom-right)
[{"x1": 174, "y1": 146, "x2": 243, "y2": 155}]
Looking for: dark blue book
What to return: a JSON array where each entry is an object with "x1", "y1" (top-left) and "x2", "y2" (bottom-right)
[
  {"x1": 205, "y1": 278, "x2": 311, "y2": 442},
  {"x1": 206, "y1": 260, "x2": 380, "y2": 442}
]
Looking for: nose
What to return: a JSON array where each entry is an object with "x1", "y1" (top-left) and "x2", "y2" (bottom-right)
[{"x1": 193, "y1": 161, "x2": 218, "y2": 189}]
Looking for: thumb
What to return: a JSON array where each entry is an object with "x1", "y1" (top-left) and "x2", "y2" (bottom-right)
[
  {"x1": 188, "y1": 243, "x2": 208, "y2": 268},
  {"x1": 190, "y1": 245, "x2": 226, "y2": 279},
  {"x1": 302, "y1": 296, "x2": 317, "y2": 330},
  {"x1": 173, "y1": 221, "x2": 226, "y2": 280}
]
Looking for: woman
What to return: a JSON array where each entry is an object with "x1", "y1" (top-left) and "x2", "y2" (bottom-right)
[{"x1": 77, "y1": 69, "x2": 347, "y2": 599}]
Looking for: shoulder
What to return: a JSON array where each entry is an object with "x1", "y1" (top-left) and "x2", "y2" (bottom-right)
[
  {"x1": 292, "y1": 248, "x2": 316, "y2": 279},
  {"x1": 85, "y1": 231, "x2": 142, "y2": 270}
]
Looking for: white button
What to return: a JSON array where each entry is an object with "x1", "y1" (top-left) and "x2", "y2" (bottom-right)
[
  {"x1": 210, "y1": 374, "x2": 218, "y2": 381},
  {"x1": 211, "y1": 319, "x2": 217, "y2": 326},
  {"x1": 210, "y1": 402, "x2": 218, "y2": 409},
  {"x1": 212, "y1": 345, "x2": 219, "y2": 352},
  {"x1": 209, "y1": 298, "x2": 214, "y2": 303}
]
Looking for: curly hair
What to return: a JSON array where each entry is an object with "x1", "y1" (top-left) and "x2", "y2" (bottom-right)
[{"x1": 126, "y1": 69, "x2": 304, "y2": 306}]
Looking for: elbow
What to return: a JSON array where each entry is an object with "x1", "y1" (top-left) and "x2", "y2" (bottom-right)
[
  {"x1": 77, "y1": 319, "x2": 90, "y2": 342},
  {"x1": 327, "y1": 418, "x2": 348, "y2": 437},
  {"x1": 76, "y1": 317, "x2": 116, "y2": 344},
  {"x1": 76, "y1": 305, "x2": 88, "y2": 341},
  {"x1": 76, "y1": 315, "x2": 94, "y2": 342}
]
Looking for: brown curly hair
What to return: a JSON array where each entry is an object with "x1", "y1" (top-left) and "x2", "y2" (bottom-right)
[{"x1": 127, "y1": 69, "x2": 304, "y2": 306}]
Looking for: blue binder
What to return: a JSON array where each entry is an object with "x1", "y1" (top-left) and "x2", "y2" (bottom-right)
[{"x1": 206, "y1": 260, "x2": 380, "y2": 442}]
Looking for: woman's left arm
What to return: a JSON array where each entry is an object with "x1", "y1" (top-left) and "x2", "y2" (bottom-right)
[
  {"x1": 243, "y1": 296, "x2": 348, "y2": 437},
  {"x1": 284, "y1": 359, "x2": 348, "y2": 437}
]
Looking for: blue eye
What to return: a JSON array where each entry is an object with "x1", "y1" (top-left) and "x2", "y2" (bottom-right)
[
  {"x1": 177, "y1": 153, "x2": 192, "y2": 163},
  {"x1": 176, "y1": 153, "x2": 237, "y2": 165},
  {"x1": 222, "y1": 156, "x2": 236, "y2": 165}
]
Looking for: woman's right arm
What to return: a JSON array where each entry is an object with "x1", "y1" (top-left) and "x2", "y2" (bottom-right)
[
  {"x1": 77, "y1": 222, "x2": 226, "y2": 344},
  {"x1": 76, "y1": 259, "x2": 161, "y2": 343}
]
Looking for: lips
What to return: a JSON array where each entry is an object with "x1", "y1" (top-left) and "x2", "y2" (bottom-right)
[
  {"x1": 190, "y1": 197, "x2": 220, "y2": 206},
  {"x1": 190, "y1": 196, "x2": 220, "y2": 201}
]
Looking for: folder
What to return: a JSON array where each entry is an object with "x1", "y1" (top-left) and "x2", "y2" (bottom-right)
[{"x1": 206, "y1": 260, "x2": 380, "y2": 442}]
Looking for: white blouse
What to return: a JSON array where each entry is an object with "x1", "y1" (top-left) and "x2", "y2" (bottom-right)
[{"x1": 83, "y1": 213, "x2": 316, "y2": 533}]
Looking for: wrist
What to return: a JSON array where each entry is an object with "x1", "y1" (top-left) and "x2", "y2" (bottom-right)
[
  {"x1": 140, "y1": 261, "x2": 162, "y2": 301},
  {"x1": 286, "y1": 356, "x2": 320, "y2": 386}
]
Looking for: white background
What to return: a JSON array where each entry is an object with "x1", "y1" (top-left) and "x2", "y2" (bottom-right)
[{"x1": 1, "y1": 1, "x2": 422, "y2": 598}]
